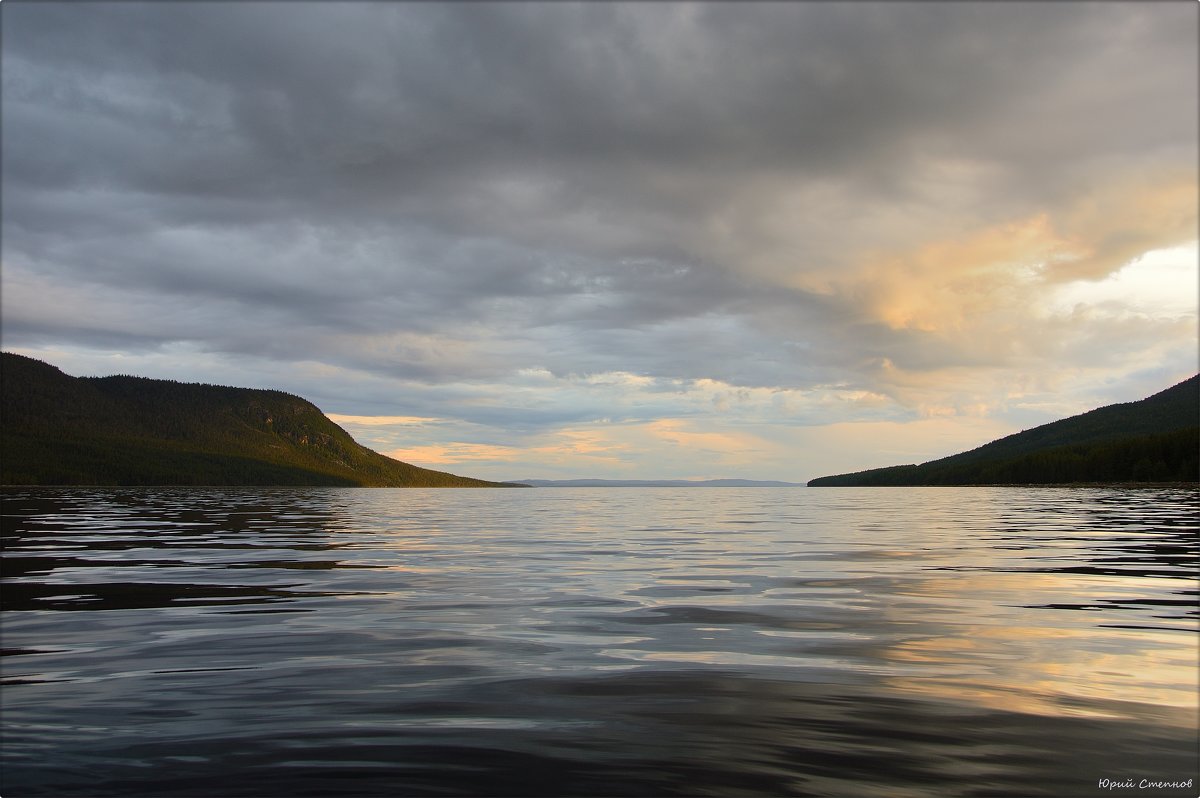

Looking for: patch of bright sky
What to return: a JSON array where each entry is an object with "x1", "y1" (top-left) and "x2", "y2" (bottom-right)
[
  {"x1": 1047, "y1": 243, "x2": 1199, "y2": 317},
  {"x1": 329, "y1": 392, "x2": 1013, "y2": 483}
]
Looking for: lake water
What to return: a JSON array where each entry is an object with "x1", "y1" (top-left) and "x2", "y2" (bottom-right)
[{"x1": 1, "y1": 486, "x2": 1196, "y2": 797}]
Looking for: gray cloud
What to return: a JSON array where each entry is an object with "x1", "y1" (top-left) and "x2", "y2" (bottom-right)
[{"x1": 2, "y1": 1, "x2": 1196, "y2": 442}]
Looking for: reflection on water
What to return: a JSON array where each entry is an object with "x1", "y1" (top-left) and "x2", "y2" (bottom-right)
[{"x1": 2, "y1": 486, "x2": 1196, "y2": 797}]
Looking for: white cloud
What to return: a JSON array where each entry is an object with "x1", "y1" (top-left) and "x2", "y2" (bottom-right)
[{"x1": 1047, "y1": 243, "x2": 1199, "y2": 318}]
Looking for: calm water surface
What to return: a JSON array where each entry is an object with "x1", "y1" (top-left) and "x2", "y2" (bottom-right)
[{"x1": 2, "y1": 486, "x2": 1196, "y2": 797}]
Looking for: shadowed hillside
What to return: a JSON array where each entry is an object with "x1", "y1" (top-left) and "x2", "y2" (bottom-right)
[
  {"x1": 809, "y1": 376, "x2": 1199, "y2": 486},
  {"x1": 0, "y1": 353, "x2": 521, "y2": 487}
]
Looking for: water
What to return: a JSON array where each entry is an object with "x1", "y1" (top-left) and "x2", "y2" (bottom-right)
[{"x1": 2, "y1": 486, "x2": 1196, "y2": 797}]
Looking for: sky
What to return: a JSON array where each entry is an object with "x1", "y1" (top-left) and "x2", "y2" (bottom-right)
[{"x1": 2, "y1": 1, "x2": 1197, "y2": 484}]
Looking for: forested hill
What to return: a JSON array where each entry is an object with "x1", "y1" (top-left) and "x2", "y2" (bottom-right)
[
  {"x1": 0, "y1": 353, "x2": 520, "y2": 487},
  {"x1": 808, "y1": 375, "x2": 1199, "y2": 486}
]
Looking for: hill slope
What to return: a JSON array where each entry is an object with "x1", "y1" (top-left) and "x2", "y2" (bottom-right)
[
  {"x1": 808, "y1": 376, "x2": 1199, "y2": 486},
  {"x1": 0, "y1": 353, "x2": 519, "y2": 487}
]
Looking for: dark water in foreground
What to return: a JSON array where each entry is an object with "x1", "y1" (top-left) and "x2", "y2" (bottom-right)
[{"x1": 1, "y1": 486, "x2": 1196, "y2": 797}]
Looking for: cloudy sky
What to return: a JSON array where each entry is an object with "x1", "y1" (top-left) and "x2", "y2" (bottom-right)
[{"x1": 2, "y1": 2, "x2": 1197, "y2": 483}]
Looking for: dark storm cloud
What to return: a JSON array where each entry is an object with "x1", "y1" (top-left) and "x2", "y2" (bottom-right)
[
  {"x1": 2, "y1": 2, "x2": 1196, "y2": 406},
  {"x1": 8, "y1": 3, "x2": 1193, "y2": 197}
]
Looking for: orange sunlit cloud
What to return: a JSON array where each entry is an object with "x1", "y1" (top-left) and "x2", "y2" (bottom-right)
[
  {"x1": 385, "y1": 442, "x2": 525, "y2": 465},
  {"x1": 328, "y1": 413, "x2": 443, "y2": 426},
  {"x1": 384, "y1": 425, "x2": 638, "y2": 469},
  {"x1": 644, "y1": 419, "x2": 763, "y2": 456},
  {"x1": 377, "y1": 417, "x2": 778, "y2": 476},
  {"x1": 807, "y1": 173, "x2": 1198, "y2": 339}
]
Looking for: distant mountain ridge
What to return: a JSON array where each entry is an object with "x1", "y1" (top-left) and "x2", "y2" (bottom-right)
[
  {"x1": 0, "y1": 353, "x2": 521, "y2": 487},
  {"x1": 808, "y1": 375, "x2": 1199, "y2": 486},
  {"x1": 519, "y1": 478, "x2": 804, "y2": 488}
]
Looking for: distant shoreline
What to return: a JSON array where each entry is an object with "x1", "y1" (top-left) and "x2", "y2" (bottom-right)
[
  {"x1": 3, "y1": 481, "x2": 1194, "y2": 490},
  {"x1": 517, "y1": 479, "x2": 805, "y2": 488}
]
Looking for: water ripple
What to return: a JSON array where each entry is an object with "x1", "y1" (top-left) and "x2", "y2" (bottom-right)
[{"x1": 2, "y1": 485, "x2": 1196, "y2": 796}]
